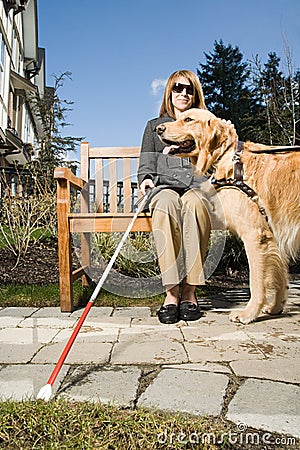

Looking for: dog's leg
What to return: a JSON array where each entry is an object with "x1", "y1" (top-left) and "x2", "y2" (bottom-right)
[
  {"x1": 232, "y1": 229, "x2": 287, "y2": 323},
  {"x1": 262, "y1": 252, "x2": 288, "y2": 316},
  {"x1": 229, "y1": 228, "x2": 268, "y2": 324},
  {"x1": 218, "y1": 190, "x2": 287, "y2": 324}
]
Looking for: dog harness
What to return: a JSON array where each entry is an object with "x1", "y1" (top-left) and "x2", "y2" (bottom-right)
[{"x1": 210, "y1": 141, "x2": 300, "y2": 223}]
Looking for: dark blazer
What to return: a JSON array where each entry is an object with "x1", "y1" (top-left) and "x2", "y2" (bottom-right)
[{"x1": 137, "y1": 115, "x2": 195, "y2": 190}]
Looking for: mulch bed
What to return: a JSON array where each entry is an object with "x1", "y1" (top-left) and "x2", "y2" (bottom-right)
[
  {"x1": 0, "y1": 237, "x2": 245, "y2": 288},
  {"x1": 0, "y1": 237, "x2": 298, "y2": 287},
  {"x1": 0, "y1": 237, "x2": 60, "y2": 284}
]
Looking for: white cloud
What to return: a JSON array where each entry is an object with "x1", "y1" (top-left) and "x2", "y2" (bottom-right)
[{"x1": 151, "y1": 78, "x2": 167, "y2": 95}]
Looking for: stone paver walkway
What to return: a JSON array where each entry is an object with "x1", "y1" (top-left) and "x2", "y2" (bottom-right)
[{"x1": 0, "y1": 281, "x2": 299, "y2": 440}]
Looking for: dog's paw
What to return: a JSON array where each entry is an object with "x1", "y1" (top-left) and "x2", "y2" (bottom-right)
[
  {"x1": 229, "y1": 310, "x2": 256, "y2": 324},
  {"x1": 262, "y1": 305, "x2": 284, "y2": 315}
]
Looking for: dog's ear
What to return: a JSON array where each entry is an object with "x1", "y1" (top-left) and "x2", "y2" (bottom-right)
[{"x1": 208, "y1": 120, "x2": 227, "y2": 151}]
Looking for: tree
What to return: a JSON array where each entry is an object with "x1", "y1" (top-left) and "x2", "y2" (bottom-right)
[
  {"x1": 249, "y1": 51, "x2": 300, "y2": 145},
  {"x1": 30, "y1": 72, "x2": 82, "y2": 187},
  {"x1": 0, "y1": 73, "x2": 83, "y2": 262},
  {"x1": 293, "y1": 69, "x2": 300, "y2": 145},
  {"x1": 198, "y1": 41, "x2": 300, "y2": 146},
  {"x1": 197, "y1": 40, "x2": 252, "y2": 140}
]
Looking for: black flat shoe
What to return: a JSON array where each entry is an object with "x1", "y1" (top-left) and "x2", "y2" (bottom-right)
[
  {"x1": 157, "y1": 304, "x2": 179, "y2": 324},
  {"x1": 179, "y1": 301, "x2": 202, "y2": 321}
]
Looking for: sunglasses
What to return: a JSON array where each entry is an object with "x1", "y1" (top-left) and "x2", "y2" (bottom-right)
[{"x1": 172, "y1": 83, "x2": 194, "y2": 96}]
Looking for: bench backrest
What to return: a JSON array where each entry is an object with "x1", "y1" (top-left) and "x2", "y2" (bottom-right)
[{"x1": 80, "y1": 142, "x2": 142, "y2": 214}]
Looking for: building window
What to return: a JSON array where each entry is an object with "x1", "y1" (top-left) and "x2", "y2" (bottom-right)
[
  {"x1": 0, "y1": 32, "x2": 5, "y2": 99},
  {"x1": 18, "y1": 52, "x2": 22, "y2": 74},
  {"x1": 24, "y1": 110, "x2": 31, "y2": 143}
]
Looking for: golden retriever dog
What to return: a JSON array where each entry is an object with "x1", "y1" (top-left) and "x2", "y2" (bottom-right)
[{"x1": 156, "y1": 109, "x2": 300, "y2": 324}]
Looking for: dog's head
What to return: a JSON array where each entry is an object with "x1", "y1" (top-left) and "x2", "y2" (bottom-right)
[{"x1": 156, "y1": 109, "x2": 237, "y2": 174}]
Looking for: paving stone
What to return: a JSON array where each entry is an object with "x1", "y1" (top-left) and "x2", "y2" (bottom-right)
[
  {"x1": 216, "y1": 339, "x2": 265, "y2": 359},
  {"x1": 243, "y1": 318, "x2": 300, "y2": 335},
  {"x1": 184, "y1": 342, "x2": 227, "y2": 362},
  {"x1": 227, "y1": 379, "x2": 300, "y2": 438},
  {"x1": 250, "y1": 338, "x2": 300, "y2": 359},
  {"x1": 197, "y1": 311, "x2": 233, "y2": 325},
  {"x1": 182, "y1": 324, "x2": 248, "y2": 342},
  {"x1": 162, "y1": 362, "x2": 231, "y2": 374},
  {"x1": 0, "y1": 364, "x2": 69, "y2": 401},
  {"x1": 206, "y1": 330, "x2": 252, "y2": 342},
  {"x1": 0, "y1": 317, "x2": 24, "y2": 328},
  {"x1": 185, "y1": 340, "x2": 264, "y2": 362},
  {"x1": 230, "y1": 358, "x2": 300, "y2": 383},
  {"x1": 76, "y1": 318, "x2": 131, "y2": 331},
  {"x1": 70, "y1": 307, "x2": 113, "y2": 318},
  {"x1": 113, "y1": 307, "x2": 151, "y2": 318},
  {"x1": 111, "y1": 340, "x2": 187, "y2": 365},
  {"x1": 119, "y1": 326, "x2": 182, "y2": 342},
  {"x1": 31, "y1": 307, "x2": 69, "y2": 318},
  {"x1": 212, "y1": 339, "x2": 265, "y2": 359},
  {"x1": 53, "y1": 326, "x2": 118, "y2": 343},
  {"x1": 0, "y1": 307, "x2": 39, "y2": 317},
  {"x1": 0, "y1": 327, "x2": 59, "y2": 344},
  {"x1": 0, "y1": 344, "x2": 43, "y2": 364},
  {"x1": 138, "y1": 369, "x2": 228, "y2": 416},
  {"x1": 32, "y1": 342, "x2": 112, "y2": 364},
  {"x1": 70, "y1": 317, "x2": 131, "y2": 328},
  {"x1": 60, "y1": 366, "x2": 141, "y2": 406},
  {"x1": 247, "y1": 325, "x2": 300, "y2": 339},
  {"x1": 131, "y1": 317, "x2": 187, "y2": 328},
  {"x1": 18, "y1": 317, "x2": 77, "y2": 329}
]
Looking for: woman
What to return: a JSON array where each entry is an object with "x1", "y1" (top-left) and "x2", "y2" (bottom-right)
[{"x1": 138, "y1": 70, "x2": 211, "y2": 324}]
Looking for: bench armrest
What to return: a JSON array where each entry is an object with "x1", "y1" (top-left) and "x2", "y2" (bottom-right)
[{"x1": 54, "y1": 167, "x2": 85, "y2": 191}]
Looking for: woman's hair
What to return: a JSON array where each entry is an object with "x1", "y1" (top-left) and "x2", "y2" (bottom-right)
[{"x1": 159, "y1": 70, "x2": 206, "y2": 118}]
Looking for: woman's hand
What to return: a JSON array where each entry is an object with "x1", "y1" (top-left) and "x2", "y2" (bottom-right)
[{"x1": 140, "y1": 178, "x2": 155, "y2": 196}]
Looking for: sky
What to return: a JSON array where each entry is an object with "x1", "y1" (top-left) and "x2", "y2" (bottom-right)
[{"x1": 37, "y1": 0, "x2": 300, "y2": 161}]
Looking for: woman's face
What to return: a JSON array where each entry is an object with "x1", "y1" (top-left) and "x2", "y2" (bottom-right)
[{"x1": 171, "y1": 76, "x2": 194, "y2": 116}]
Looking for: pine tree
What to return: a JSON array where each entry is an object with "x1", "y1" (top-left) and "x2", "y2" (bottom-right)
[{"x1": 197, "y1": 40, "x2": 252, "y2": 140}]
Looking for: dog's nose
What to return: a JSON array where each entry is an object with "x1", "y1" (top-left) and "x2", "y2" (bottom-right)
[{"x1": 156, "y1": 124, "x2": 166, "y2": 135}]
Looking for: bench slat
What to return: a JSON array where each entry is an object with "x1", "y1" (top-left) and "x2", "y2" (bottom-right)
[
  {"x1": 123, "y1": 158, "x2": 132, "y2": 213},
  {"x1": 69, "y1": 214, "x2": 152, "y2": 233},
  {"x1": 95, "y1": 158, "x2": 104, "y2": 212},
  {"x1": 109, "y1": 158, "x2": 118, "y2": 213},
  {"x1": 89, "y1": 146, "x2": 140, "y2": 158}
]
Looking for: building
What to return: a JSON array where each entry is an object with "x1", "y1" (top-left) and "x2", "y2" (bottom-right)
[{"x1": 0, "y1": 0, "x2": 45, "y2": 196}]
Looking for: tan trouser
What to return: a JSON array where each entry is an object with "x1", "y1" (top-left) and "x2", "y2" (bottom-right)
[{"x1": 149, "y1": 188, "x2": 211, "y2": 287}]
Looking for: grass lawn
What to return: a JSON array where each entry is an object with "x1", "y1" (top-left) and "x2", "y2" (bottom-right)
[
  {"x1": 0, "y1": 282, "x2": 166, "y2": 309},
  {"x1": 0, "y1": 399, "x2": 237, "y2": 450},
  {"x1": 1, "y1": 400, "x2": 298, "y2": 450}
]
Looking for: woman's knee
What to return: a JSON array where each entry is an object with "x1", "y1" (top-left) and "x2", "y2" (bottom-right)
[
  {"x1": 150, "y1": 189, "x2": 181, "y2": 213},
  {"x1": 182, "y1": 189, "x2": 208, "y2": 213}
]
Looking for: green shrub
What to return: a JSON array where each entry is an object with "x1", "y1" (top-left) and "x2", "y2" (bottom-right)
[{"x1": 90, "y1": 231, "x2": 160, "y2": 278}]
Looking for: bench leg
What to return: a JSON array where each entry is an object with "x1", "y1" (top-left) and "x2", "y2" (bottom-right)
[
  {"x1": 58, "y1": 234, "x2": 74, "y2": 312},
  {"x1": 57, "y1": 178, "x2": 74, "y2": 312},
  {"x1": 81, "y1": 232, "x2": 91, "y2": 287}
]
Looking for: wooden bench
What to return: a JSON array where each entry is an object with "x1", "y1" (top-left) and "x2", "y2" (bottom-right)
[{"x1": 54, "y1": 142, "x2": 152, "y2": 312}]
